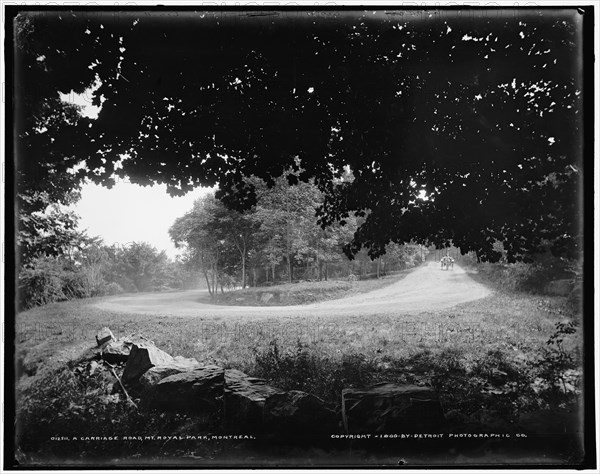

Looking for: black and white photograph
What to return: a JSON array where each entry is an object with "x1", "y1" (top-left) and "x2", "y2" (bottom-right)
[{"x1": 3, "y1": 3, "x2": 596, "y2": 469}]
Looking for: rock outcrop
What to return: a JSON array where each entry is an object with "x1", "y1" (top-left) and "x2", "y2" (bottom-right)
[
  {"x1": 95, "y1": 327, "x2": 115, "y2": 347},
  {"x1": 223, "y1": 369, "x2": 284, "y2": 431},
  {"x1": 140, "y1": 356, "x2": 202, "y2": 387},
  {"x1": 264, "y1": 390, "x2": 338, "y2": 435},
  {"x1": 341, "y1": 383, "x2": 445, "y2": 434},
  {"x1": 142, "y1": 365, "x2": 225, "y2": 412},
  {"x1": 122, "y1": 341, "x2": 175, "y2": 384}
]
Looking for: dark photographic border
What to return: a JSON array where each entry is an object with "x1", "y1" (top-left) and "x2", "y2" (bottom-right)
[{"x1": 3, "y1": 3, "x2": 597, "y2": 470}]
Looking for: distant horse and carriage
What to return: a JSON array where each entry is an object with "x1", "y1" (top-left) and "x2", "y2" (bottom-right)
[{"x1": 440, "y1": 255, "x2": 454, "y2": 270}]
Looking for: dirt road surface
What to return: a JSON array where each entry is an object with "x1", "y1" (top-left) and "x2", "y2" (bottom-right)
[{"x1": 94, "y1": 262, "x2": 492, "y2": 320}]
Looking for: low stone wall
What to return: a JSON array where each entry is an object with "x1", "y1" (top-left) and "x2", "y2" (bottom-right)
[
  {"x1": 92, "y1": 327, "x2": 449, "y2": 436},
  {"x1": 93, "y1": 327, "x2": 344, "y2": 435},
  {"x1": 88, "y1": 326, "x2": 576, "y2": 438}
]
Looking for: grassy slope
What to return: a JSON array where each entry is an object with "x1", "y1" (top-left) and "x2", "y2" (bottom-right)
[
  {"x1": 16, "y1": 290, "x2": 578, "y2": 379},
  {"x1": 13, "y1": 265, "x2": 584, "y2": 464},
  {"x1": 214, "y1": 270, "x2": 414, "y2": 306}
]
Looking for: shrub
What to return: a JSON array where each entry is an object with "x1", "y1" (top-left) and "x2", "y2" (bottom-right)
[
  {"x1": 250, "y1": 340, "x2": 377, "y2": 403},
  {"x1": 104, "y1": 281, "x2": 124, "y2": 295},
  {"x1": 461, "y1": 250, "x2": 580, "y2": 295},
  {"x1": 112, "y1": 276, "x2": 138, "y2": 293},
  {"x1": 17, "y1": 257, "x2": 113, "y2": 308},
  {"x1": 529, "y1": 321, "x2": 580, "y2": 407},
  {"x1": 17, "y1": 256, "x2": 121, "y2": 308},
  {"x1": 18, "y1": 257, "x2": 70, "y2": 309},
  {"x1": 248, "y1": 341, "x2": 575, "y2": 426},
  {"x1": 79, "y1": 264, "x2": 108, "y2": 297},
  {"x1": 61, "y1": 270, "x2": 92, "y2": 299}
]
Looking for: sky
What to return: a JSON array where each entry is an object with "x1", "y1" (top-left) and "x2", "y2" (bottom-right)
[
  {"x1": 61, "y1": 83, "x2": 215, "y2": 259},
  {"x1": 73, "y1": 181, "x2": 211, "y2": 259}
]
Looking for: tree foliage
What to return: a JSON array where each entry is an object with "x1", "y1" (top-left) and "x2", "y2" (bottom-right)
[
  {"x1": 18, "y1": 238, "x2": 197, "y2": 308},
  {"x1": 170, "y1": 194, "x2": 244, "y2": 296},
  {"x1": 12, "y1": 9, "x2": 585, "y2": 262},
  {"x1": 17, "y1": 191, "x2": 91, "y2": 265},
  {"x1": 111, "y1": 242, "x2": 170, "y2": 292},
  {"x1": 170, "y1": 175, "x2": 423, "y2": 289},
  {"x1": 14, "y1": 13, "x2": 94, "y2": 264}
]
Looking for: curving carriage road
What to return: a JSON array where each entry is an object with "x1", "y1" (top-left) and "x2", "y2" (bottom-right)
[{"x1": 94, "y1": 262, "x2": 492, "y2": 320}]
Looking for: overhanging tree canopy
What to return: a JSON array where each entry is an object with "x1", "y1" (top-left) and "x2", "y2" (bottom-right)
[{"x1": 13, "y1": 8, "x2": 584, "y2": 262}]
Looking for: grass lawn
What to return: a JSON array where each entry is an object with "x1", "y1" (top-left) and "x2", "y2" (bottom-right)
[{"x1": 13, "y1": 273, "x2": 584, "y2": 465}]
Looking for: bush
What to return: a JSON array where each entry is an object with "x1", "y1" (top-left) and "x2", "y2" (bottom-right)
[
  {"x1": 61, "y1": 270, "x2": 93, "y2": 299},
  {"x1": 249, "y1": 340, "x2": 378, "y2": 403},
  {"x1": 461, "y1": 250, "x2": 580, "y2": 295},
  {"x1": 104, "y1": 281, "x2": 124, "y2": 295},
  {"x1": 79, "y1": 264, "x2": 108, "y2": 297},
  {"x1": 251, "y1": 335, "x2": 580, "y2": 427},
  {"x1": 18, "y1": 257, "x2": 72, "y2": 309},
  {"x1": 112, "y1": 276, "x2": 138, "y2": 293},
  {"x1": 529, "y1": 321, "x2": 580, "y2": 407},
  {"x1": 18, "y1": 257, "x2": 113, "y2": 309},
  {"x1": 247, "y1": 341, "x2": 573, "y2": 426}
]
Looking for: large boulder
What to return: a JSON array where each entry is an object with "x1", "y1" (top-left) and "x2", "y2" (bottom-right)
[
  {"x1": 140, "y1": 356, "x2": 202, "y2": 387},
  {"x1": 223, "y1": 369, "x2": 284, "y2": 431},
  {"x1": 142, "y1": 365, "x2": 225, "y2": 412},
  {"x1": 263, "y1": 390, "x2": 338, "y2": 435},
  {"x1": 342, "y1": 383, "x2": 445, "y2": 434},
  {"x1": 122, "y1": 342, "x2": 175, "y2": 384},
  {"x1": 102, "y1": 339, "x2": 134, "y2": 364},
  {"x1": 96, "y1": 327, "x2": 115, "y2": 347},
  {"x1": 101, "y1": 335, "x2": 153, "y2": 364}
]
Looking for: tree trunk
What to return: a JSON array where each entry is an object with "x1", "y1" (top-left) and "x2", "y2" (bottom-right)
[
  {"x1": 377, "y1": 257, "x2": 381, "y2": 279},
  {"x1": 316, "y1": 251, "x2": 320, "y2": 281},
  {"x1": 286, "y1": 188, "x2": 292, "y2": 284},
  {"x1": 212, "y1": 268, "x2": 216, "y2": 299},
  {"x1": 241, "y1": 245, "x2": 246, "y2": 289},
  {"x1": 212, "y1": 256, "x2": 218, "y2": 300},
  {"x1": 202, "y1": 269, "x2": 212, "y2": 296}
]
